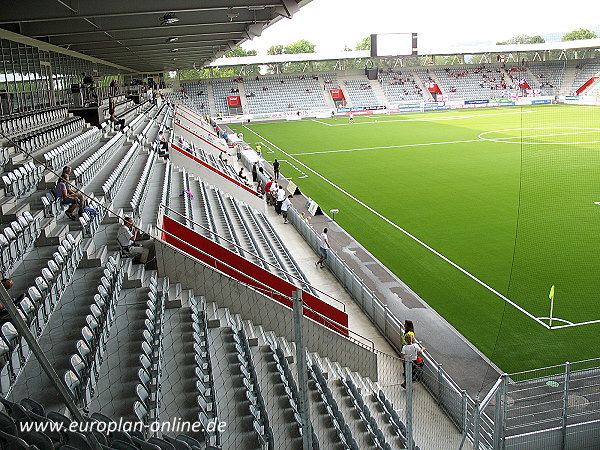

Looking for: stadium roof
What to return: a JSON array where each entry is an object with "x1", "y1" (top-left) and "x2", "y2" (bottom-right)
[
  {"x1": 0, "y1": 0, "x2": 312, "y2": 73},
  {"x1": 209, "y1": 38, "x2": 600, "y2": 67}
]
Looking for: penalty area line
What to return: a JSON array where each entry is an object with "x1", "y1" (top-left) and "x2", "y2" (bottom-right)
[{"x1": 242, "y1": 126, "x2": 549, "y2": 330}]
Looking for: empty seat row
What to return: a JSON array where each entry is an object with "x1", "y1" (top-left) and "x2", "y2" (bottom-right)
[
  {"x1": 373, "y1": 388, "x2": 413, "y2": 447},
  {"x1": 2, "y1": 160, "x2": 44, "y2": 198},
  {"x1": 73, "y1": 133, "x2": 126, "y2": 187},
  {"x1": 14, "y1": 117, "x2": 85, "y2": 154},
  {"x1": 190, "y1": 295, "x2": 219, "y2": 446},
  {"x1": 182, "y1": 169, "x2": 194, "y2": 229},
  {"x1": 0, "y1": 396, "x2": 203, "y2": 450},
  {"x1": 339, "y1": 375, "x2": 391, "y2": 450},
  {"x1": 0, "y1": 211, "x2": 41, "y2": 276},
  {"x1": 102, "y1": 142, "x2": 140, "y2": 203},
  {"x1": 160, "y1": 160, "x2": 172, "y2": 210},
  {"x1": 0, "y1": 234, "x2": 82, "y2": 394},
  {"x1": 309, "y1": 358, "x2": 360, "y2": 450},
  {"x1": 227, "y1": 312, "x2": 273, "y2": 448},
  {"x1": 130, "y1": 150, "x2": 157, "y2": 217},
  {"x1": 43, "y1": 127, "x2": 101, "y2": 171},
  {"x1": 134, "y1": 276, "x2": 165, "y2": 431},
  {"x1": 64, "y1": 256, "x2": 123, "y2": 408},
  {"x1": 0, "y1": 106, "x2": 67, "y2": 139}
]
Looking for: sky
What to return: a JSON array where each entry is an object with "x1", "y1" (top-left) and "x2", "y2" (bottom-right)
[{"x1": 241, "y1": 0, "x2": 600, "y2": 55}]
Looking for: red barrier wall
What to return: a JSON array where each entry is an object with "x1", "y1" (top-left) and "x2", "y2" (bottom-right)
[
  {"x1": 577, "y1": 76, "x2": 599, "y2": 95},
  {"x1": 160, "y1": 215, "x2": 349, "y2": 335}
]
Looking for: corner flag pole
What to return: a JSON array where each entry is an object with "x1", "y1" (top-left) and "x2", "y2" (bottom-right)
[{"x1": 549, "y1": 285, "x2": 555, "y2": 328}]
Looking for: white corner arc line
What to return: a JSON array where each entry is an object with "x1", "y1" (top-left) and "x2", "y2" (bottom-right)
[
  {"x1": 242, "y1": 125, "x2": 550, "y2": 329},
  {"x1": 536, "y1": 317, "x2": 574, "y2": 325}
]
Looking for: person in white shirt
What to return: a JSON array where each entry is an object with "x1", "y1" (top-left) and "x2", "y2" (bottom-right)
[
  {"x1": 400, "y1": 334, "x2": 425, "y2": 389},
  {"x1": 117, "y1": 217, "x2": 150, "y2": 264},
  {"x1": 281, "y1": 195, "x2": 293, "y2": 223},
  {"x1": 275, "y1": 186, "x2": 286, "y2": 214},
  {"x1": 270, "y1": 183, "x2": 278, "y2": 206},
  {"x1": 315, "y1": 228, "x2": 331, "y2": 268},
  {"x1": 178, "y1": 137, "x2": 191, "y2": 151}
]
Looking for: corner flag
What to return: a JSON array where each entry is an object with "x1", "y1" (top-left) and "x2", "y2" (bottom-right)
[{"x1": 549, "y1": 285, "x2": 555, "y2": 328}]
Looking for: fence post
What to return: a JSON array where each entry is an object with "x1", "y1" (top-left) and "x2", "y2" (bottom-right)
[
  {"x1": 561, "y1": 361, "x2": 571, "y2": 450},
  {"x1": 461, "y1": 390, "x2": 468, "y2": 439},
  {"x1": 406, "y1": 360, "x2": 414, "y2": 450},
  {"x1": 293, "y1": 290, "x2": 313, "y2": 449},
  {"x1": 493, "y1": 374, "x2": 507, "y2": 450},
  {"x1": 437, "y1": 363, "x2": 443, "y2": 405},
  {"x1": 473, "y1": 396, "x2": 481, "y2": 450}
]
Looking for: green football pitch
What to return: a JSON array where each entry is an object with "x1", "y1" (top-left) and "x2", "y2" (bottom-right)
[{"x1": 230, "y1": 104, "x2": 600, "y2": 373}]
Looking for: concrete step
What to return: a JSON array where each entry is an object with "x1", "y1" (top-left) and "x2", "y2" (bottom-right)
[
  {"x1": 122, "y1": 258, "x2": 145, "y2": 288},
  {"x1": 0, "y1": 200, "x2": 30, "y2": 224},
  {"x1": 242, "y1": 320, "x2": 258, "y2": 347},
  {"x1": 166, "y1": 282, "x2": 182, "y2": 309},
  {"x1": 36, "y1": 221, "x2": 69, "y2": 247},
  {"x1": 80, "y1": 240, "x2": 108, "y2": 268},
  {"x1": 205, "y1": 302, "x2": 221, "y2": 328}
]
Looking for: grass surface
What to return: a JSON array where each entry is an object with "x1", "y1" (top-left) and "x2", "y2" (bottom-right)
[{"x1": 230, "y1": 105, "x2": 600, "y2": 372}]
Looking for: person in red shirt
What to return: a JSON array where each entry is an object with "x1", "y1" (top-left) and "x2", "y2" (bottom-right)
[{"x1": 264, "y1": 178, "x2": 274, "y2": 205}]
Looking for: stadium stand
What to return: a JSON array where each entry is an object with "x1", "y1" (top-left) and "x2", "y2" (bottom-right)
[
  {"x1": 243, "y1": 75, "x2": 329, "y2": 113},
  {"x1": 343, "y1": 79, "x2": 380, "y2": 107}
]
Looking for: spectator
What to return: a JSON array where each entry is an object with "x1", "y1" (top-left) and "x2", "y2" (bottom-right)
[
  {"x1": 275, "y1": 185, "x2": 286, "y2": 215},
  {"x1": 315, "y1": 228, "x2": 331, "y2": 268},
  {"x1": 401, "y1": 334, "x2": 425, "y2": 389},
  {"x1": 117, "y1": 217, "x2": 151, "y2": 264},
  {"x1": 178, "y1": 137, "x2": 191, "y2": 151},
  {"x1": 61, "y1": 166, "x2": 85, "y2": 209},
  {"x1": 110, "y1": 111, "x2": 126, "y2": 131},
  {"x1": 219, "y1": 151, "x2": 228, "y2": 165},
  {"x1": 265, "y1": 178, "x2": 273, "y2": 205},
  {"x1": 55, "y1": 174, "x2": 81, "y2": 220},
  {"x1": 252, "y1": 162, "x2": 258, "y2": 183},
  {"x1": 273, "y1": 159, "x2": 280, "y2": 180},
  {"x1": 0, "y1": 278, "x2": 16, "y2": 323},
  {"x1": 403, "y1": 320, "x2": 416, "y2": 346},
  {"x1": 156, "y1": 130, "x2": 168, "y2": 151},
  {"x1": 281, "y1": 195, "x2": 293, "y2": 224},
  {"x1": 269, "y1": 182, "x2": 279, "y2": 207},
  {"x1": 238, "y1": 168, "x2": 248, "y2": 182}
]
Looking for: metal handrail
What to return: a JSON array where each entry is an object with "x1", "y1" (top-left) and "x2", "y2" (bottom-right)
[
  {"x1": 159, "y1": 203, "x2": 347, "y2": 311},
  {"x1": 154, "y1": 224, "x2": 375, "y2": 352}
]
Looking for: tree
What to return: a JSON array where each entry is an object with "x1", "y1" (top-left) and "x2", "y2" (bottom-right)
[
  {"x1": 562, "y1": 28, "x2": 597, "y2": 41},
  {"x1": 224, "y1": 47, "x2": 257, "y2": 57},
  {"x1": 497, "y1": 34, "x2": 545, "y2": 45},
  {"x1": 355, "y1": 36, "x2": 371, "y2": 51},
  {"x1": 284, "y1": 39, "x2": 316, "y2": 54},
  {"x1": 267, "y1": 44, "x2": 284, "y2": 55}
]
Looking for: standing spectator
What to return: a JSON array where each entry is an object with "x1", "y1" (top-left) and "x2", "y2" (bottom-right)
[
  {"x1": 401, "y1": 334, "x2": 425, "y2": 389},
  {"x1": 275, "y1": 185, "x2": 286, "y2": 215},
  {"x1": 403, "y1": 320, "x2": 416, "y2": 346},
  {"x1": 315, "y1": 228, "x2": 331, "y2": 268},
  {"x1": 264, "y1": 178, "x2": 274, "y2": 205},
  {"x1": 349, "y1": 113, "x2": 354, "y2": 123},
  {"x1": 270, "y1": 182, "x2": 279, "y2": 207},
  {"x1": 117, "y1": 217, "x2": 151, "y2": 264},
  {"x1": 252, "y1": 162, "x2": 258, "y2": 183},
  {"x1": 281, "y1": 195, "x2": 293, "y2": 224},
  {"x1": 273, "y1": 159, "x2": 280, "y2": 180}
]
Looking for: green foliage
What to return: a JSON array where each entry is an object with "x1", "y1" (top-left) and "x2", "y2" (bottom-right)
[
  {"x1": 284, "y1": 40, "x2": 316, "y2": 54},
  {"x1": 267, "y1": 44, "x2": 285, "y2": 55},
  {"x1": 562, "y1": 28, "x2": 598, "y2": 41},
  {"x1": 497, "y1": 34, "x2": 546, "y2": 45},
  {"x1": 355, "y1": 36, "x2": 371, "y2": 50},
  {"x1": 224, "y1": 47, "x2": 257, "y2": 57}
]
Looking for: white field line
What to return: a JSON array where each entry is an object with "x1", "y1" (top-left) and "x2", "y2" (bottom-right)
[
  {"x1": 482, "y1": 129, "x2": 600, "y2": 141},
  {"x1": 242, "y1": 125, "x2": 550, "y2": 330},
  {"x1": 313, "y1": 109, "x2": 538, "y2": 126},
  {"x1": 291, "y1": 139, "x2": 481, "y2": 156}
]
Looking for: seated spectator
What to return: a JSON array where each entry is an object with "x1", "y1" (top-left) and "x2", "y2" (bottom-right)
[
  {"x1": 178, "y1": 137, "x2": 191, "y2": 151},
  {"x1": 0, "y1": 278, "x2": 20, "y2": 323},
  {"x1": 156, "y1": 130, "x2": 168, "y2": 150},
  {"x1": 109, "y1": 112, "x2": 126, "y2": 131},
  {"x1": 55, "y1": 175, "x2": 81, "y2": 220},
  {"x1": 238, "y1": 168, "x2": 248, "y2": 181},
  {"x1": 61, "y1": 166, "x2": 85, "y2": 208},
  {"x1": 219, "y1": 151, "x2": 228, "y2": 165},
  {"x1": 117, "y1": 217, "x2": 152, "y2": 264}
]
